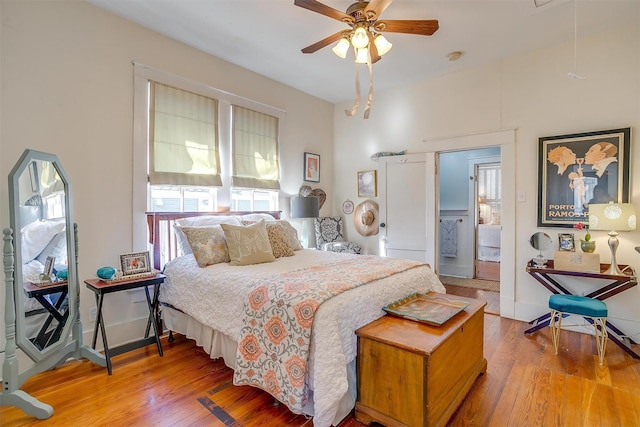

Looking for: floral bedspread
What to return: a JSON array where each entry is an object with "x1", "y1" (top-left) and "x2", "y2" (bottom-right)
[{"x1": 233, "y1": 255, "x2": 425, "y2": 413}]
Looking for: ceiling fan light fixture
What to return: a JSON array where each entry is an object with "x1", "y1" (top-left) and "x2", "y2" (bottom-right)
[
  {"x1": 332, "y1": 37, "x2": 350, "y2": 59},
  {"x1": 373, "y1": 34, "x2": 392, "y2": 56},
  {"x1": 355, "y1": 47, "x2": 369, "y2": 63},
  {"x1": 351, "y1": 26, "x2": 369, "y2": 49}
]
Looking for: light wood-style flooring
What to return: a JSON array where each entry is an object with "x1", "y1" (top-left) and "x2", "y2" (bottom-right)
[{"x1": 3, "y1": 294, "x2": 640, "y2": 426}]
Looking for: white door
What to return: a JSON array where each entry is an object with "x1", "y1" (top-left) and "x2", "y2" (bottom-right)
[{"x1": 378, "y1": 155, "x2": 427, "y2": 261}]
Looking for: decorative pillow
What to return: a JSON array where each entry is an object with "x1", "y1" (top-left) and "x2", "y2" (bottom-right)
[
  {"x1": 221, "y1": 221, "x2": 275, "y2": 266},
  {"x1": 278, "y1": 220, "x2": 304, "y2": 251},
  {"x1": 242, "y1": 220, "x2": 295, "y2": 258},
  {"x1": 181, "y1": 225, "x2": 230, "y2": 267},
  {"x1": 174, "y1": 215, "x2": 242, "y2": 256}
]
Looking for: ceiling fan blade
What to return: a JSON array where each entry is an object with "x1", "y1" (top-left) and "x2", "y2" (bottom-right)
[
  {"x1": 364, "y1": 0, "x2": 394, "y2": 20},
  {"x1": 301, "y1": 31, "x2": 345, "y2": 54},
  {"x1": 294, "y1": 0, "x2": 355, "y2": 24},
  {"x1": 378, "y1": 19, "x2": 439, "y2": 36}
]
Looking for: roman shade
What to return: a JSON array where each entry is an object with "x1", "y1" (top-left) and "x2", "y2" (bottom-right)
[
  {"x1": 149, "y1": 81, "x2": 222, "y2": 187},
  {"x1": 231, "y1": 105, "x2": 280, "y2": 190}
]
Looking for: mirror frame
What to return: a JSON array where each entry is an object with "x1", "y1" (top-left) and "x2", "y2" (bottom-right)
[
  {"x1": 8, "y1": 150, "x2": 77, "y2": 361},
  {"x1": 530, "y1": 231, "x2": 553, "y2": 251}
]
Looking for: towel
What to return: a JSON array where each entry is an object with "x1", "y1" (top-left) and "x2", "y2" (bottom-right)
[{"x1": 440, "y1": 219, "x2": 458, "y2": 258}]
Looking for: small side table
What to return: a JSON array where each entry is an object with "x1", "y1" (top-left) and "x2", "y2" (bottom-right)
[
  {"x1": 525, "y1": 260, "x2": 639, "y2": 359},
  {"x1": 23, "y1": 281, "x2": 69, "y2": 350},
  {"x1": 84, "y1": 273, "x2": 165, "y2": 374}
]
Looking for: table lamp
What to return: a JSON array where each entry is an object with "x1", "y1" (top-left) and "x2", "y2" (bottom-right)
[
  {"x1": 290, "y1": 196, "x2": 319, "y2": 248},
  {"x1": 588, "y1": 202, "x2": 636, "y2": 275}
]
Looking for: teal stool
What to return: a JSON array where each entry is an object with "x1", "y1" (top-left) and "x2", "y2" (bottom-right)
[{"x1": 549, "y1": 294, "x2": 608, "y2": 365}]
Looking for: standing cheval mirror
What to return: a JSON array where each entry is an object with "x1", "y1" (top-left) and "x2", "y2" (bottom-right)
[{"x1": 1, "y1": 149, "x2": 104, "y2": 418}]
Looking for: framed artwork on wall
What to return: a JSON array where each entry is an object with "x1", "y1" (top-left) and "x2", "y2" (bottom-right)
[
  {"x1": 304, "y1": 152, "x2": 320, "y2": 183},
  {"x1": 358, "y1": 170, "x2": 377, "y2": 197},
  {"x1": 537, "y1": 127, "x2": 630, "y2": 228}
]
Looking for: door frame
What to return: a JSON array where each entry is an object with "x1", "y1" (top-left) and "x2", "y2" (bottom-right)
[{"x1": 425, "y1": 129, "x2": 516, "y2": 318}]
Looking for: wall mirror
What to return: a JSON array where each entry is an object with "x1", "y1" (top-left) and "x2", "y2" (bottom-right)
[{"x1": 2, "y1": 149, "x2": 104, "y2": 418}]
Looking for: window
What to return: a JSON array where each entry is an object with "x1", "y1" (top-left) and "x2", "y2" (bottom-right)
[
  {"x1": 477, "y1": 163, "x2": 501, "y2": 224},
  {"x1": 230, "y1": 188, "x2": 279, "y2": 211},
  {"x1": 135, "y1": 64, "x2": 286, "y2": 216},
  {"x1": 150, "y1": 186, "x2": 217, "y2": 212}
]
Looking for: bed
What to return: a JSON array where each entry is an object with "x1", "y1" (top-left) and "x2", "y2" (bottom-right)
[
  {"x1": 146, "y1": 211, "x2": 446, "y2": 427},
  {"x1": 477, "y1": 223, "x2": 501, "y2": 262}
]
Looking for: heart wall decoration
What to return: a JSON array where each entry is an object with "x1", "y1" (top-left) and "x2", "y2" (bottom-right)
[{"x1": 299, "y1": 185, "x2": 326, "y2": 210}]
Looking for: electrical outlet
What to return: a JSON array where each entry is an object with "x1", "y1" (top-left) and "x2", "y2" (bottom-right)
[{"x1": 89, "y1": 307, "x2": 97, "y2": 322}]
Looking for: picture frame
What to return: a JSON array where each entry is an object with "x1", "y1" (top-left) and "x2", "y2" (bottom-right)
[
  {"x1": 558, "y1": 233, "x2": 575, "y2": 251},
  {"x1": 120, "y1": 251, "x2": 151, "y2": 276},
  {"x1": 304, "y1": 152, "x2": 320, "y2": 183},
  {"x1": 43, "y1": 256, "x2": 55, "y2": 277},
  {"x1": 29, "y1": 161, "x2": 39, "y2": 193},
  {"x1": 358, "y1": 170, "x2": 377, "y2": 197},
  {"x1": 538, "y1": 127, "x2": 630, "y2": 228}
]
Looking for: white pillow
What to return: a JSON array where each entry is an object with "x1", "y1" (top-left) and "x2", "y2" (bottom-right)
[
  {"x1": 241, "y1": 213, "x2": 277, "y2": 222},
  {"x1": 174, "y1": 215, "x2": 242, "y2": 228},
  {"x1": 21, "y1": 220, "x2": 66, "y2": 263},
  {"x1": 35, "y1": 231, "x2": 68, "y2": 265},
  {"x1": 174, "y1": 215, "x2": 242, "y2": 256}
]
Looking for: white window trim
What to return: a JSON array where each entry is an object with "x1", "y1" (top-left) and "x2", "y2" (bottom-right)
[{"x1": 132, "y1": 62, "x2": 286, "y2": 251}]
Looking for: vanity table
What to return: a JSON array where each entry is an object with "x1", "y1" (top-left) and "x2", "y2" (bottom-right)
[
  {"x1": 525, "y1": 260, "x2": 639, "y2": 359},
  {"x1": 23, "y1": 281, "x2": 69, "y2": 350}
]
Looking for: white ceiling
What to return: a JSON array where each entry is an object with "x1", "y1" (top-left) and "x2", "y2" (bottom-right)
[{"x1": 87, "y1": 0, "x2": 638, "y2": 104}]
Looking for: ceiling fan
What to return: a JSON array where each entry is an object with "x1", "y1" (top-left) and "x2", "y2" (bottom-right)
[{"x1": 294, "y1": 0, "x2": 439, "y2": 63}]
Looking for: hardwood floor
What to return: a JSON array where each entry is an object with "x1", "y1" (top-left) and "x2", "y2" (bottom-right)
[
  {"x1": 3, "y1": 311, "x2": 640, "y2": 426},
  {"x1": 445, "y1": 283, "x2": 500, "y2": 315}
]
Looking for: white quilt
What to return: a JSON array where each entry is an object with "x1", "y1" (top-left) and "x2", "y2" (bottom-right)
[{"x1": 160, "y1": 249, "x2": 445, "y2": 427}]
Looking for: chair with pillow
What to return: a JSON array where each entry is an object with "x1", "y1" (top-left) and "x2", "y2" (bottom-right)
[{"x1": 314, "y1": 217, "x2": 361, "y2": 254}]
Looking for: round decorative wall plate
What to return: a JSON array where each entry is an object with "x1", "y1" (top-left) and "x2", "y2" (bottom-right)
[{"x1": 342, "y1": 199, "x2": 354, "y2": 214}]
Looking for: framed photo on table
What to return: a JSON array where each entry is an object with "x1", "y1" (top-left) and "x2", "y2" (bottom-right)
[
  {"x1": 304, "y1": 152, "x2": 320, "y2": 183},
  {"x1": 538, "y1": 127, "x2": 630, "y2": 228},
  {"x1": 558, "y1": 233, "x2": 575, "y2": 251},
  {"x1": 120, "y1": 251, "x2": 151, "y2": 276}
]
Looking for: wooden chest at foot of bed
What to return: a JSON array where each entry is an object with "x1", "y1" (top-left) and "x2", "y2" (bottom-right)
[{"x1": 355, "y1": 293, "x2": 487, "y2": 427}]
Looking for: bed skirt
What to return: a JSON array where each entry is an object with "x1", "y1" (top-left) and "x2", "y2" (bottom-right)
[{"x1": 160, "y1": 305, "x2": 356, "y2": 425}]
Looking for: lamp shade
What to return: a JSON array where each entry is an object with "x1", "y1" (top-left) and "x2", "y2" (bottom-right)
[
  {"x1": 291, "y1": 196, "x2": 319, "y2": 218},
  {"x1": 332, "y1": 37, "x2": 350, "y2": 59},
  {"x1": 374, "y1": 34, "x2": 392, "y2": 56},
  {"x1": 355, "y1": 47, "x2": 369, "y2": 64},
  {"x1": 351, "y1": 27, "x2": 369, "y2": 49},
  {"x1": 589, "y1": 203, "x2": 636, "y2": 231}
]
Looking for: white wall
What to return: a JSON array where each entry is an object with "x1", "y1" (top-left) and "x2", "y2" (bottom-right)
[
  {"x1": 332, "y1": 18, "x2": 640, "y2": 334},
  {"x1": 0, "y1": 1, "x2": 333, "y2": 363}
]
